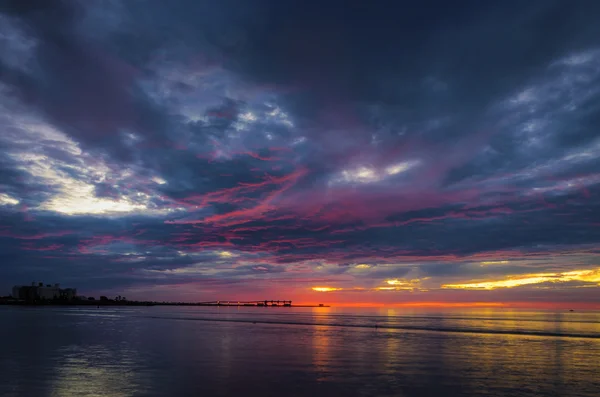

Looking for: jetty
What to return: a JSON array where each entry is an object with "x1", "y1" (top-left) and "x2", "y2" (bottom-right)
[
  {"x1": 1, "y1": 297, "x2": 329, "y2": 308},
  {"x1": 157, "y1": 300, "x2": 329, "y2": 308},
  {"x1": 3, "y1": 283, "x2": 329, "y2": 307}
]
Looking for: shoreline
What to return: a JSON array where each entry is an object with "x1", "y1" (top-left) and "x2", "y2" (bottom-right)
[{"x1": 0, "y1": 301, "x2": 330, "y2": 308}]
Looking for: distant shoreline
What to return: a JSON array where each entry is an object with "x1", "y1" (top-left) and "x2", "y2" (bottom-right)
[{"x1": 0, "y1": 301, "x2": 330, "y2": 308}]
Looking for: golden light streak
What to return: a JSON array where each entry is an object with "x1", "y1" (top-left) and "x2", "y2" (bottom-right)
[
  {"x1": 480, "y1": 261, "x2": 509, "y2": 265},
  {"x1": 355, "y1": 264, "x2": 371, "y2": 269},
  {"x1": 386, "y1": 279, "x2": 409, "y2": 286},
  {"x1": 443, "y1": 268, "x2": 600, "y2": 290},
  {"x1": 385, "y1": 278, "x2": 427, "y2": 288},
  {"x1": 311, "y1": 287, "x2": 368, "y2": 292},
  {"x1": 312, "y1": 287, "x2": 342, "y2": 292}
]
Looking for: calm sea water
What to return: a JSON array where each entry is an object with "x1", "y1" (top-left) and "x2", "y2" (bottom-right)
[{"x1": 1, "y1": 306, "x2": 599, "y2": 397}]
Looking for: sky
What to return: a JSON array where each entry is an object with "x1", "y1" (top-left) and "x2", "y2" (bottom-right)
[{"x1": 1, "y1": 0, "x2": 600, "y2": 307}]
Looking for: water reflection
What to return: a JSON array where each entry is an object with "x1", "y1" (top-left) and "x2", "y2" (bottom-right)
[
  {"x1": 312, "y1": 325, "x2": 331, "y2": 381},
  {"x1": 50, "y1": 344, "x2": 141, "y2": 397},
  {"x1": 0, "y1": 306, "x2": 599, "y2": 397}
]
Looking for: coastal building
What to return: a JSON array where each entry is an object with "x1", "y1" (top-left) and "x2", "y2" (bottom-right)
[
  {"x1": 38, "y1": 284, "x2": 60, "y2": 300},
  {"x1": 11, "y1": 282, "x2": 77, "y2": 302},
  {"x1": 61, "y1": 288, "x2": 77, "y2": 300}
]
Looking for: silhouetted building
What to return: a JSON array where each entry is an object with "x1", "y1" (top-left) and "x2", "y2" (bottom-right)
[
  {"x1": 38, "y1": 284, "x2": 60, "y2": 300},
  {"x1": 11, "y1": 282, "x2": 77, "y2": 302},
  {"x1": 61, "y1": 288, "x2": 77, "y2": 300},
  {"x1": 12, "y1": 285, "x2": 38, "y2": 301}
]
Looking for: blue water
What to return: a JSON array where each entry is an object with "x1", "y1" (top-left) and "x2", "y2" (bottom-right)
[{"x1": 1, "y1": 306, "x2": 599, "y2": 396}]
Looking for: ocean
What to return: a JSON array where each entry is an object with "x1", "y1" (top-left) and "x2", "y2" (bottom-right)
[{"x1": 0, "y1": 306, "x2": 599, "y2": 397}]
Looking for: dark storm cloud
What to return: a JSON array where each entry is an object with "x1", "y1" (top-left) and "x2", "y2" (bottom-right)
[
  {"x1": 0, "y1": 0, "x2": 178, "y2": 162},
  {"x1": 215, "y1": 0, "x2": 600, "y2": 122}
]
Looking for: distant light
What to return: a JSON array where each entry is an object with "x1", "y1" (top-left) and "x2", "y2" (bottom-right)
[
  {"x1": 218, "y1": 251, "x2": 235, "y2": 258},
  {"x1": 355, "y1": 264, "x2": 371, "y2": 269},
  {"x1": 480, "y1": 261, "x2": 509, "y2": 265}
]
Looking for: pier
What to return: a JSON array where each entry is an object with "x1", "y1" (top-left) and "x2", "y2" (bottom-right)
[
  {"x1": 159, "y1": 300, "x2": 329, "y2": 308},
  {"x1": 196, "y1": 300, "x2": 292, "y2": 307},
  {"x1": 5, "y1": 281, "x2": 332, "y2": 307},
  {"x1": 3, "y1": 283, "x2": 329, "y2": 307},
  {"x1": 1, "y1": 297, "x2": 329, "y2": 308}
]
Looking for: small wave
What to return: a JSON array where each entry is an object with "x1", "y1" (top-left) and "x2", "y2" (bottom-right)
[{"x1": 142, "y1": 315, "x2": 600, "y2": 339}]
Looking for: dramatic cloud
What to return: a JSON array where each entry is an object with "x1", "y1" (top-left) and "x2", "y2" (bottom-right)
[{"x1": 1, "y1": 0, "x2": 600, "y2": 306}]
